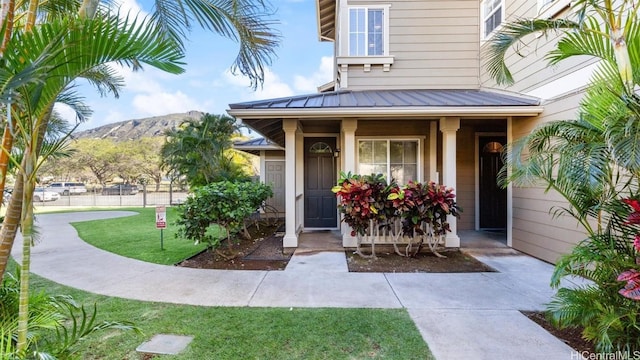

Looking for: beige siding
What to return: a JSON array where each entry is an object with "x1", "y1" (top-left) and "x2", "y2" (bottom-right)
[
  {"x1": 341, "y1": 0, "x2": 480, "y2": 90},
  {"x1": 479, "y1": 0, "x2": 596, "y2": 93},
  {"x1": 510, "y1": 91, "x2": 586, "y2": 263},
  {"x1": 456, "y1": 125, "x2": 475, "y2": 230}
]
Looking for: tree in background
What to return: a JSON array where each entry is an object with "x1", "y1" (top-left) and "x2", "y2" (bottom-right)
[{"x1": 161, "y1": 113, "x2": 250, "y2": 187}]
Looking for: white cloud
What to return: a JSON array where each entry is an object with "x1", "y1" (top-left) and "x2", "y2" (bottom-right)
[
  {"x1": 114, "y1": 0, "x2": 146, "y2": 17},
  {"x1": 293, "y1": 56, "x2": 334, "y2": 92},
  {"x1": 224, "y1": 68, "x2": 294, "y2": 101},
  {"x1": 132, "y1": 91, "x2": 203, "y2": 116}
]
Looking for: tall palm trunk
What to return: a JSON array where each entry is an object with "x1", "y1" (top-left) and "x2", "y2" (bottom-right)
[
  {"x1": 0, "y1": 0, "x2": 16, "y2": 207},
  {"x1": 0, "y1": 168, "x2": 24, "y2": 279},
  {"x1": 15, "y1": 148, "x2": 35, "y2": 355}
]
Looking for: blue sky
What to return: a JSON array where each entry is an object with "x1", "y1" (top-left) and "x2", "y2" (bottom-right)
[{"x1": 63, "y1": 0, "x2": 334, "y2": 131}]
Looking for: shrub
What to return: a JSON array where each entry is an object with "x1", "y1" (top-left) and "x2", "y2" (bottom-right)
[{"x1": 176, "y1": 180, "x2": 273, "y2": 249}]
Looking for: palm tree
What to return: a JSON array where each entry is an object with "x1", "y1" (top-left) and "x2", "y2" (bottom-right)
[
  {"x1": 484, "y1": 0, "x2": 640, "y2": 351},
  {"x1": 0, "y1": 0, "x2": 279, "y2": 280},
  {"x1": 161, "y1": 113, "x2": 248, "y2": 187},
  {"x1": 0, "y1": 13, "x2": 184, "y2": 355}
]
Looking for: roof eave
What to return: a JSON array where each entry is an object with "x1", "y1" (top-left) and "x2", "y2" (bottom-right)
[{"x1": 228, "y1": 106, "x2": 545, "y2": 119}]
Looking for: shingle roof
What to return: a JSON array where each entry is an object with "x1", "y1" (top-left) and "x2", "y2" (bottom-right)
[
  {"x1": 228, "y1": 89, "x2": 540, "y2": 110},
  {"x1": 233, "y1": 138, "x2": 283, "y2": 155}
]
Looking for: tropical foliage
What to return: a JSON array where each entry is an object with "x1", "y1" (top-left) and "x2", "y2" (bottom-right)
[
  {"x1": 176, "y1": 180, "x2": 273, "y2": 250},
  {"x1": 332, "y1": 172, "x2": 460, "y2": 258},
  {"x1": 485, "y1": 0, "x2": 640, "y2": 352},
  {"x1": 1, "y1": 271, "x2": 137, "y2": 359},
  {"x1": 161, "y1": 113, "x2": 252, "y2": 187}
]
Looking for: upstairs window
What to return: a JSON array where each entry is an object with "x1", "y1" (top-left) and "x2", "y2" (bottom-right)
[
  {"x1": 482, "y1": 0, "x2": 503, "y2": 39},
  {"x1": 349, "y1": 7, "x2": 385, "y2": 56}
]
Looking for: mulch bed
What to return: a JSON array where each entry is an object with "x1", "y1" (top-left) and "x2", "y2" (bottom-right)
[
  {"x1": 523, "y1": 311, "x2": 595, "y2": 354},
  {"x1": 346, "y1": 247, "x2": 496, "y2": 273}
]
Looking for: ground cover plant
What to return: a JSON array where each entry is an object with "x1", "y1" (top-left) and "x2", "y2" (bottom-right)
[
  {"x1": 2, "y1": 261, "x2": 433, "y2": 360},
  {"x1": 71, "y1": 208, "x2": 209, "y2": 265}
]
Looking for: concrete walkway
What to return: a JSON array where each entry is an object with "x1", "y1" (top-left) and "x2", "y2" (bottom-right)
[{"x1": 12, "y1": 211, "x2": 583, "y2": 359}]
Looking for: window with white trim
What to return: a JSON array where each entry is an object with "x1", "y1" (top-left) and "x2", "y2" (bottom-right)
[
  {"x1": 349, "y1": 7, "x2": 385, "y2": 56},
  {"x1": 358, "y1": 139, "x2": 419, "y2": 185},
  {"x1": 482, "y1": 0, "x2": 503, "y2": 39}
]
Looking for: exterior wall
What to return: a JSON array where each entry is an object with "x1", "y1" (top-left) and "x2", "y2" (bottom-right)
[
  {"x1": 511, "y1": 91, "x2": 586, "y2": 263},
  {"x1": 479, "y1": 0, "x2": 596, "y2": 95},
  {"x1": 338, "y1": 0, "x2": 480, "y2": 90}
]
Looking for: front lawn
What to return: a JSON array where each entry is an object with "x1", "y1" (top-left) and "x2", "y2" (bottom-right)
[
  {"x1": 5, "y1": 261, "x2": 434, "y2": 359},
  {"x1": 71, "y1": 207, "x2": 209, "y2": 265}
]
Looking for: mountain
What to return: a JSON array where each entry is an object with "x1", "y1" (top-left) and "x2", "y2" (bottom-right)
[{"x1": 73, "y1": 110, "x2": 204, "y2": 141}]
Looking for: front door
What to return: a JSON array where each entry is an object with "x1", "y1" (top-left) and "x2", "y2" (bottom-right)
[
  {"x1": 304, "y1": 137, "x2": 337, "y2": 228},
  {"x1": 479, "y1": 136, "x2": 507, "y2": 229}
]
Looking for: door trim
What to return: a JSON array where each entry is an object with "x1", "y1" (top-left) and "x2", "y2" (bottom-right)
[
  {"x1": 474, "y1": 132, "x2": 506, "y2": 230},
  {"x1": 303, "y1": 134, "x2": 339, "y2": 231}
]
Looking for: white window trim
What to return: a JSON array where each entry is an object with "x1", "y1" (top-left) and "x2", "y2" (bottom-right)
[
  {"x1": 480, "y1": 0, "x2": 505, "y2": 41},
  {"x1": 537, "y1": 0, "x2": 571, "y2": 19},
  {"x1": 337, "y1": 3, "x2": 393, "y2": 71},
  {"x1": 355, "y1": 137, "x2": 424, "y2": 184}
]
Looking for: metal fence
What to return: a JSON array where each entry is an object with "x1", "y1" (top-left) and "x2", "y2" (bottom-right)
[{"x1": 33, "y1": 184, "x2": 189, "y2": 208}]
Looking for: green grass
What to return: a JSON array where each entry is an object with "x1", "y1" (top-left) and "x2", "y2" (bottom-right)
[
  {"x1": 5, "y1": 261, "x2": 434, "y2": 359},
  {"x1": 70, "y1": 207, "x2": 210, "y2": 265}
]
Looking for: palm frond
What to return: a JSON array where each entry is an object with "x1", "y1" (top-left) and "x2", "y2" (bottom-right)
[{"x1": 484, "y1": 18, "x2": 579, "y2": 85}]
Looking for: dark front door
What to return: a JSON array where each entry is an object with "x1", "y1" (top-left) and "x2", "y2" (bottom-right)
[
  {"x1": 304, "y1": 137, "x2": 337, "y2": 228},
  {"x1": 479, "y1": 136, "x2": 507, "y2": 229}
]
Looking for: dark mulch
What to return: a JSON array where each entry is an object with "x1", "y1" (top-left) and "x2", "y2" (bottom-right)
[
  {"x1": 346, "y1": 247, "x2": 496, "y2": 273},
  {"x1": 523, "y1": 311, "x2": 595, "y2": 353}
]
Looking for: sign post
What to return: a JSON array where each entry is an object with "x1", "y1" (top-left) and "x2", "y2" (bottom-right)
[{"x1": 155, "y1": 205, "x2": 167, "y2": 250}]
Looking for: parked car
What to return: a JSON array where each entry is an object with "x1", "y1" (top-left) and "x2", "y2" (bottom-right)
[
  {"x1": 102, "y1": 184, "x2": 138, "y2": 196},
  {"x1": 46, "y1": 182, "x2": 87, "y2": 196},
  {"x1": 33, "y1": 187, "x2": 60, "y2": 202}
]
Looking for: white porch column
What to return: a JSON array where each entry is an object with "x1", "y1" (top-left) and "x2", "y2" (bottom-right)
[
  {"x1": 341, "y1": 118, "x2": 358, "y2": 247},
  {"x1": 283, "y1": 119, "x2": 299, "y2": 248},
  {"x1": 440, "y1": 117, "x2": 460, "y2": 248}
]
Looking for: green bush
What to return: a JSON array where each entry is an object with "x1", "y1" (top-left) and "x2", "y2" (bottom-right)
[{"x1": 176, "y1": 180, "x2": 273, "y2": 249}]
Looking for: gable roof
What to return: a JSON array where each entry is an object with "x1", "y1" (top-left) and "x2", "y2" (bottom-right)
[{"x1": 228, "y1": 88, "x2": 543, "y2": 146}]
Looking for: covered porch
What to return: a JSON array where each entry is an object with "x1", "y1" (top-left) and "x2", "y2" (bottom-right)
[{"x1": 228, "y1": 89, "x2": 542, "y2": 250}]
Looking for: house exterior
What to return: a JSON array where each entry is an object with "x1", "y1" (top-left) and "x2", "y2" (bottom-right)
[{"x1": 228, "y1": 0, "x2": 590, "y2": 264}]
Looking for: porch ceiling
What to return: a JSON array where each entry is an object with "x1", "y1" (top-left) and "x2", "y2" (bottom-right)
[{"x1": 228, "y1": 89, "x2": 543, "y2": 147}]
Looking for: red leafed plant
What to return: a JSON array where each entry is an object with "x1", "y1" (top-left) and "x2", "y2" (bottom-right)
[
  {"x1": 332, "y1": 172, "x2": 389, "y2": 236},
  {"x1": 618, "y1": 199, "x2": 640, "y2": 301}
]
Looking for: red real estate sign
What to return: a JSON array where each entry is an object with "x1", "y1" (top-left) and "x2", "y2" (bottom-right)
[{"x1": 156, "y1": 205, "x2": 167, "y2": 229}]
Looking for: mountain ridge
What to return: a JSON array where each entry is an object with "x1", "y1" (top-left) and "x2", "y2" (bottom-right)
[{"x1": 74, "y1": 110, "x2": 205, "y2": 141}]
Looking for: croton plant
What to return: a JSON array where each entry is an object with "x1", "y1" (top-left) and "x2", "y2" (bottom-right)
[
  {"x1": 618, "y1": 199, "x2": 640, "y2": 301},
  {"x1": 332, "y1": 172, "x2": 461, "y2": 239}
]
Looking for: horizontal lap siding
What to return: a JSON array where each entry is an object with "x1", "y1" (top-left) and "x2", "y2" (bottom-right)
[
  {"x1": 345, "y1": 0, "x2": 480, "y2": 90},
  {"x1": 511, "y1": 92, "x2": 585, "y2": 263},
  {"x1": 480, "y1": 0, "x2": 596, "y2": 93}
]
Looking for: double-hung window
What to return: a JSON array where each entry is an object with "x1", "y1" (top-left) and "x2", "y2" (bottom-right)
[
  {"x1": 349, "y1": 7, "x2": 385, "y2": 56},
  {"x1": 358, "y1": 139, "x2": 419, "y2": 185},
  {"x1": 482, "y1": 0, "x2": 503, "y2": 39}
]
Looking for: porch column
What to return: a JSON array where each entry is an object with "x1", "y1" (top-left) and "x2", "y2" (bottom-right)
[
  {"x1": 283, "y1": 119, "x2": 299, "y2": 248},
  {"x1": 341, "y1": 118, "x2": 358, "y2": 247},
  {"x1": 440, "y1": 117, "x2": 460, "y2": 247},
  {"x1": 342, "y1": 119, "x2": 358, "y2": 173}
]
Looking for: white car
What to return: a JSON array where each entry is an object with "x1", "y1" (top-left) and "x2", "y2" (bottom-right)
[{"x1": 33, "y1": 187, "x2": 61, "y2": 202}]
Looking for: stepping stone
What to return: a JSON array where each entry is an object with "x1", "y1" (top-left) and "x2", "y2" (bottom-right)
[{"x1": 136, "y1": 334, "x2": 193, "y2": 355}]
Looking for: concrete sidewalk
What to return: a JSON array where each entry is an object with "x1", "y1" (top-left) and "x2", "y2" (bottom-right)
[{"x1": 12, "y1": 211, "x2": 582, "y2": 359}]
